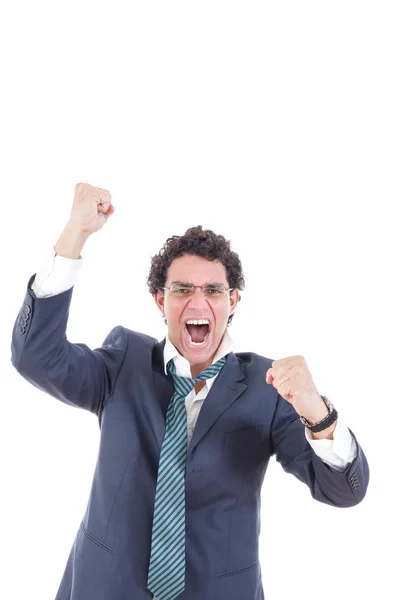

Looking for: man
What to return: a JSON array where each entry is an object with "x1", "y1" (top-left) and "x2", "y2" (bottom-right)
[{"x1": 11, "y1": 183, "x2": 369, "y2": 600}]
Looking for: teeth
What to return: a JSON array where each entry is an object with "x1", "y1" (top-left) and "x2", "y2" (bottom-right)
[
  {"x1": 185, "y1": 319, "x2": 210, "y2": 346},
  {"x1": 186, "y1": 319, "x2": 210, "y2": 326},
  {"x1": 184, "y1": 326, "x2": 211, "y2": 347}
]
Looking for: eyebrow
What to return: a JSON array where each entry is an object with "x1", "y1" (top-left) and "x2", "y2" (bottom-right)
[{"x1": 170, "y1": 281, "x2": 225, "y2": 286}]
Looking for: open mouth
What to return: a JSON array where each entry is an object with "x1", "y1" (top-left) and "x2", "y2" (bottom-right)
[{"x1": 184, "y1": 319, "x2": 211, "y2": 347}]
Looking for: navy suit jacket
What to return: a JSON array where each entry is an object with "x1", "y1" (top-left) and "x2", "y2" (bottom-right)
[{"x1": 11, "y1": 275, "x2": 369, "y2": 600}]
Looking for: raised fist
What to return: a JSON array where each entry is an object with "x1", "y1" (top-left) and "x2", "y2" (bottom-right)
[{"x1": 69, "y1": 183, "x2": 115, "y2": 235}]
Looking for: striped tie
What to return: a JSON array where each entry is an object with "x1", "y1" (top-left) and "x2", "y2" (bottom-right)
[{"x1": 147, "y1": 357, "x2": 227, "y2": 600}]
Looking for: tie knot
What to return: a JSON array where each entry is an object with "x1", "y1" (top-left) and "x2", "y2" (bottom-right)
[{"x1": 168, "y1": 357, "x2": 226, "y2": 396}]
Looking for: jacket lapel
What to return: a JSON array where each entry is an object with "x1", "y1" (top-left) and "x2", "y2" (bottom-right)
[
  {"x1": 188, "y1": 352, "x2": 247, "y2": 455},
  {"x1": 151, "y1": 341, "x2": 248, "y2": 455}
]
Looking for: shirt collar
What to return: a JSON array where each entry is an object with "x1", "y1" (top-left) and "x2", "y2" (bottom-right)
[{"x1": 163, "y1": 329, "x2": 235, "y2": 376}]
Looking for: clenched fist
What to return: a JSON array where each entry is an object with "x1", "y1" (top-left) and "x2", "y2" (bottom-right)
[
  {"x1": 70, "y1": 182, "x2": 115, "y2": 235},
  {"x1": 266, "y1": 355, "x2": 328, "y2": 424}
]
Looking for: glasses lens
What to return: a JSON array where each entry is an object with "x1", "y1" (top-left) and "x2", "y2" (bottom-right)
[
  {"x1": 169, "y1": 284, "x2": 194, "y2": 296},
  {"x1": 203, "y1": 285, "x2": 226, "y2": 298}
]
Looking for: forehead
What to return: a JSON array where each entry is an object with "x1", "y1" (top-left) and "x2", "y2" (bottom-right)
[{"x1": 166, "y1": 254, "x2": 228, "y2": 284}]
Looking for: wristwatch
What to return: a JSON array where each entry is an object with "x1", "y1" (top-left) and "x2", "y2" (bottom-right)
[{"x1": 299, "y1": 395, "x2": 338, "y2": 433}]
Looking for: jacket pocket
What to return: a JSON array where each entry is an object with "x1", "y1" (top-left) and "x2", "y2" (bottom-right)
[
  {"x1": 80, "y1": 522, "x2": 113, "y2": 553},
  {"x1": 215, "y1": 559, "x2": 259, "y2": 579},
  {"x1": 213, "y1": 560, "x2": 262, "y2": 599},
  {"x1": 65, "y1": 522, "x2": 116, "y2": 599}
]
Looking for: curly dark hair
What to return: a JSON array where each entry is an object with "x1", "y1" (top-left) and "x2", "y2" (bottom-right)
[{"x1": 147, "y1": 225, "x2": 245, "y2": 295}]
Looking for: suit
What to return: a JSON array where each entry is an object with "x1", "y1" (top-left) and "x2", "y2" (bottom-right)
[{"x1": 11, "y1": 274, "x2": 370, "y2": 599}]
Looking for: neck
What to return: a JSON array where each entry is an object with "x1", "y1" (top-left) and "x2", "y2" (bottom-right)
[
  {"x1": 167, "y1": 329, "x2": 228, "y2": 378},
  {"x1": 190, "y1": 353, "x2": 216, "y2": 378}
]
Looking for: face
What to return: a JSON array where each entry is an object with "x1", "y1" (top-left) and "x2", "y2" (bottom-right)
[{"x1": 154, "y1": 254, "x2": 240, "y2": 374}]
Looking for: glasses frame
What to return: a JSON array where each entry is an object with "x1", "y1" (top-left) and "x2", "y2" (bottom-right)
[{"x1": 160, "y1": 283, "x2": 234, "y2": 299}]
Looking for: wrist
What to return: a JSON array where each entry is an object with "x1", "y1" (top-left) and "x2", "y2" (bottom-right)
[
  {"x1": 54, "y1": 222, "x2": 91, "y2": 259},
  {"x1": 302, "y1": 400, "x2": 329, "y2": 425},
  {"x1": 309, "y1": 420, "x2": 337, "y2": 440},
  {"x1": 300, "y1": 395, "x2": 338, "y2": 434}
]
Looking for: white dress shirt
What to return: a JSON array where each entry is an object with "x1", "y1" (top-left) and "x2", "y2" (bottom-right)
[{"x1": 31, "y1": 247, "x2": 357, "y2": 472}]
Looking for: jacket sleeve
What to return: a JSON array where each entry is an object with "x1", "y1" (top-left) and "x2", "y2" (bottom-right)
[
  {"x1": 270, "y1": 392, "x2": 370, "y2": 508},
  {"x1": 10, "y1": 274, "x2": 128, "y2": 416}
]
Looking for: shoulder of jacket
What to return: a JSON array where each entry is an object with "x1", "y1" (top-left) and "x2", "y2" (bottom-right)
[
  {"x1": 118, "y1": 326, "x2": 158, "y2": 347},
  {"x1": 234, "y1": 350, "x2": 275, "y2": 370}
]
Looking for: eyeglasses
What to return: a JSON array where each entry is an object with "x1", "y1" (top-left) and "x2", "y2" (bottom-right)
[{"x1": 161, "y1": 283, "x2": 233, "y2": 300}]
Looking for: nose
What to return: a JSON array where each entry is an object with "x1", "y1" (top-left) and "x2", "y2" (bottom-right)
[{"x1": 187, "y1": 287, "x2": 209, "y2": 308}]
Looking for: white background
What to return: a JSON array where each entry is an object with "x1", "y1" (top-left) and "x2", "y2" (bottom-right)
[{"x1": 1, "y1": 1, "x2": 399, "y2": 598}]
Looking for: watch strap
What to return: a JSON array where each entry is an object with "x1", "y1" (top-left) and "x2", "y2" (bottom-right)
[{"x1": 300, "y1": 396, "x2": 338, "y2": 433}]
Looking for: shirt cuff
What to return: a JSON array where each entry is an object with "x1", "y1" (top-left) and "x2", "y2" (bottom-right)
[
  {"x1": 31, "y1": 246, "x2": 83, "y2": 298},
  {"x1": 304, "y1": 417, "x2": 357, "y2": 472}
]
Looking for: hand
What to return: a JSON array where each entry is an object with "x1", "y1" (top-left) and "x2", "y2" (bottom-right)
[
  {"x1": 69, "y1": 182, "x2": 115, "y2": 235},
  {"x1": 266, "y1": 355, "x2": 328, "y2": 423}
]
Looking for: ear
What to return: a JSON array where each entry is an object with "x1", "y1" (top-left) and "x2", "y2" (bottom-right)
[
  {"x1": 229, "y1": 289, "x2": 240, "y2": 313},
  {"x1": 154, "y1": 290, "x2": 165, "y2": 315}
]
